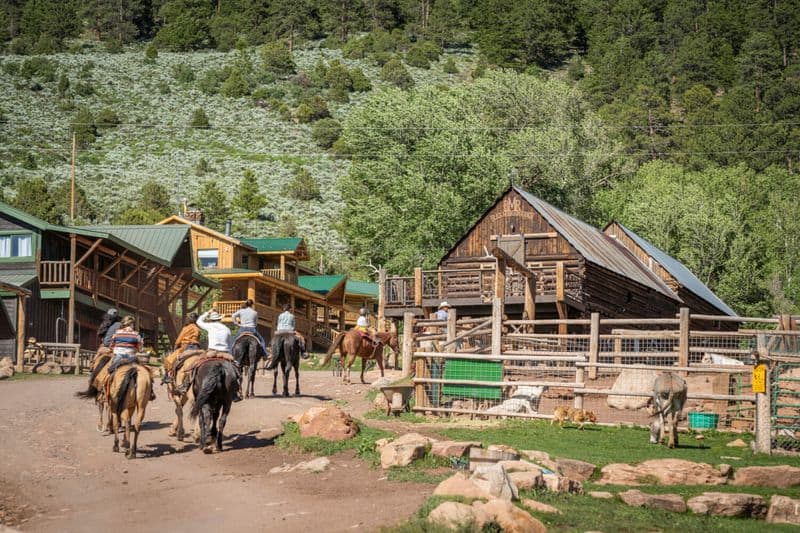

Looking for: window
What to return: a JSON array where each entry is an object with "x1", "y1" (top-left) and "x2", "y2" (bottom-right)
[
  {"x1": 198, "y1": 248, "x2": 219, "y2": 269},
  {"x1": 0, "y1": 234, "x2": 32, "y2": 258}
]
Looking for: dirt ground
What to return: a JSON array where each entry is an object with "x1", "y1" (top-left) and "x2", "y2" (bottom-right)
[{"x1": 0, "y1": 368, "x2": 432, "y2": 533}]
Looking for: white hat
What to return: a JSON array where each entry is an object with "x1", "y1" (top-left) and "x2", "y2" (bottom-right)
[
  {"x1": 206, "y1": 310, "x2": 223, "y2": 321},
  {"x1": 438, "y1": 301, "x2": 451, "y2": 309}
]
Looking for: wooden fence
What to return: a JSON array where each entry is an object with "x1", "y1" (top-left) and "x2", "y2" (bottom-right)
[{"x1": 21, "y1": 342, "x2": 90, "y2": 374}]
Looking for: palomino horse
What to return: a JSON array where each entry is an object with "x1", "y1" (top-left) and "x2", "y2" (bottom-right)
[
  {"x1": 165, "y1": 348, "x2": 205, "y2": 441},
  {"x1": 75, "y1": 352, "x2": 113, "y2": 433},
  {"x1": 190, "y1": 359, "x2": 238, "y2": 453},
  {"x1": 233, "y1": 334, "x2": 263, "y2": 399},
  {"x1": 320, "y1": 330, "x2": 399, "y2": 384},
  {"x1": 267, "y1": 333, "x2": 300, "y2": 396},
  {"x1": 105, "y1": 363, "x2": 154, "y2": 459}
]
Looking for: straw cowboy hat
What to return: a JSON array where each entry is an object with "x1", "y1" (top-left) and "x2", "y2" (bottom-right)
[
  {"x1": 206, "y1": 310, "x2": 223, "y2": 321},
  {"x1": 438, "y1": 301, "x2": 451, "y2": 309}
]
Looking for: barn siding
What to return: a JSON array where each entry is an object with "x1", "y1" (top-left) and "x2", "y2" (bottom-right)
[{"x1": 583, "y1": 264, "x2": 679, "y2": 318}]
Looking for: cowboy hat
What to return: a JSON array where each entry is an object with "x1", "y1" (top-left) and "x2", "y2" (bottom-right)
[
  {"x1": 206, "y1": 310, "x2": 223, "y2": 321},
  {"x1": 438, "y1": 301, "x2": 451, "y2": 309}
]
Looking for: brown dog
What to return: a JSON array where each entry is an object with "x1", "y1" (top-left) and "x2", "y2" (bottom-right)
[
  {"x1": 551, "y1": 405, "x2": 574, "y2": 428},
  {"x1": 570, "y1": 408, "x2": 597, "y2": 430}
]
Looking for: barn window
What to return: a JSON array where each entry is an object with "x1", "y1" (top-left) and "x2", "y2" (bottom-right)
[
  {"x1": 0, "y1": 233, "x2": 32, "y2": 258},
  {"x1": 197, "y1": 248, "x2": 219, "y2": 269}
]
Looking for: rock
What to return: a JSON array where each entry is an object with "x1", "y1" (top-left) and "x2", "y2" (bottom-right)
[
  {"x1": 522, "y1": 499, "x2": 561, "y2": 515},
  {"x1": 297, "y1": 406, "x2": 359, "y2": 441},
  {"x1": 488, "y1": 444, "x2": 520, "y2": 457},
  {"x1": 269, "y1": 464, "x2": 293, "y2": 474},
  {"x1": 718, "y1": 464, "x2": 732, "y2": 477},
  {"x1": 375, "y1": 438, "x2": 392, "y2": 449},
  {"x1": 469, "y1": 446, "x2": 520, "y2": 471},
  {"x1": 292, "y1": 457, "x2": 331, "y2": 473},
  {"x1": 431, "y1": 440, "x2": 481, "y2": 458},
  {"x1": 767, "y1": 495, "x2": 800, "y2": 525},
  {"x1": 370, "y1": 376, "x2": 394, "y2": 389},
  {"x1": 619, "y1": 489, "x2": 686, "y2": 513},
  {"x1": 727, "y1": 438, "x2": 748, "y2": 448},
  {"x1": 0, "y1": 366, "x2": 13, "y2": 380},
  {"x1": 0, "y1": 356, "x2": 13, "y2": 367},
  {"x1": 556, "y1": 458, "x2": 596, "y2": 482},
  {"x1": 598, "y1": 459, "x2": 728, "y2": 486},
  {"x1": 520, "y1": 450, "x2": 551, "y2": 463},
  {"x1": 475, "y1": 499, "x2": 547, "y2": 533},
  {"x1": 508, "y1": 470, "x2": 544, "y2": 490},
  {"x1": 379, "y1": 433, "x2": 434, "y2": 469},
  {"x1": 542, "y1": 473, "x2": 583, "y2": 494},
  {"x1": 433, "y1": 473, "x2": 493, "y2": 500},
  {"x1": 732, "y1": 466, "x2": 800, "y2": 488},
  {"x1": 471, "y1": 464, "x2": 518, "y2": 501},
  {"x1": 373, "y1": 392, "x2": 388, "y2": 411},
  {"x1": 286, "y1": 412, "x2": 303, "y2": 423},
  {"x1": 36, "y1": 361, "x2": 62, "y2": 375},
  {"x1": 687, "y1": 492, "x2": 766, "y2": 518},
  {"x1": 607, "y1": 369, "x2": 658, "y2": 410},
  {"x1": 498, "y1": 460, "x2": 542, "y2": 473},
  {"x1": 428, "y1": 501, "x2": 484, "y2": 530},
  {"x1": 589, "y1": 491, "x2": 614, "y2": 499}
]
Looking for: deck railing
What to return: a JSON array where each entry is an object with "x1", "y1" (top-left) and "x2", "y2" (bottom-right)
[
  {"x1": 260, "y1": 268, "x2": 297, "y2": 284},
  {"x1": 39, "y1": 260, "x2": 71, "y2": 286}
]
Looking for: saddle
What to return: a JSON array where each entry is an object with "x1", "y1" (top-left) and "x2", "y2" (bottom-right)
[
  {"x1": 187, "y1": 355, "x2": 236, "y2": 389},
  {"x1": 173, "y1": 348, "x2": 205, "y2": 375}
]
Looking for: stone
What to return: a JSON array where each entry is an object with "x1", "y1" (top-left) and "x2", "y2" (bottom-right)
[
  {"x1": 370, "y1": 376, "x2": 393, "y2": 389},
  {"x1": 475, "y1": 499, "x2": 547, "y2": 533},
  {"x1": 291, "y1": 457, "x2": 331, "y2": 473},
  {"x1": 542, "y1": 473, "x2": 583, "y2": 494},
  {"x1": 520, "y1": 450, "x2": 551, "y2": 463},
  {"x1": 428, "y1": 501, "x2": 483, "y2": 530},
  {"x1": 379, "y1": 433, "x2": 435, "y2": 469},
  {"x1": 522, "y1": 499, "x2": 561, "y2": 515},
  {"x1": 618, "y1": 489, "x2": 686, "y2": 513},
  {"x1": 767, "y1": 495, "x2": 800, "y2": 525},
  {"x1": 488, "y1": 444, "x2": 520, "y2": 457},
  {"x1": 508, "y1": 470, "x2": 544, "y2": 490},
  {"x1": 297, "y1": 406, "x2": 359, "y2": 441},
  {"x1": 607, "y1": 369, "x2": 658, "y2": 410},
  {"x1": 469, "y1": 446, "x2": 521, "y2": 471},
  {"x1": 373, "y1": 392, "x2": 388, "y2": 411},
  {"x1": 718, "y1": 464, "x2": 732, "y2": 477},
  {"x1": 732, "y1": 465, "x2": 800, "y2": 488},
  {"x1": 556, "y1": 458, "x2": 596, "y2": 482},
  {"x1": 727, "y1": 438, "x2": 748, "y2": 448},
  {"x1": 0, "y1": 356, "x2": 13, "y2": 367},
  {"x1": 471, "y1": 464, "x2": 518, "y2": 501},
  {"x1": 431, "y1": 440, "x2": 481, "y2": 458},
  {"x1": 589, "y1": 491, "x2": 614, "y2": 499},
  {"x1": 433, "y1": 473, "x2": 493, "y2": 500},
  {"x1": 598, "y1": 459, "x2": 728, "y2": 486},
  {"x1": 36, "y1": 361, "x2": 62, "y2": 375},
  {"x1": 687, "y1": 492, "x2": 766, "y2": 518},
  {"x1": 498, "y1": 460, "x2": 542, "y2": 473},
  {"x1": 0, "y1": 366, "x2": 13, "y2": 380},
  {"x1": 375, "y1": 438, "x2": 392, "y2": 449}
]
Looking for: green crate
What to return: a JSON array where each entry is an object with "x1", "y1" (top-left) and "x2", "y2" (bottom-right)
[
  {"x1": 442, "y1": 359, "x2": 502, "y2": 400},
  {"x1": 688, "y1": 412, "x2": 719, "y2": 430}
]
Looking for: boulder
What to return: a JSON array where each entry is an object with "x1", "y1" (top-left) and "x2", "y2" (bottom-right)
[
  {"x1": 373, "y1": 392, "x2": 389, "y2": 411},
  {"x1": 379, "y1": 433, "x2": 433, "y2": 469},
  {"x1": 718, "y1": 464, "x2": 732, "y2": 477},
  {"x1": 520, "y1": 450, "x2": 551, "y2": 463},
  {"x1": 498, "y1": 460, "x2": 542, "y2": 474},
  {"x1": 298, "y1": 406, "x2": 359, "y2": 441},
  {"x1": 471, "y1": 464, "x2": 518, "y2": 501},
  {"x1": 36, "y1": 361, "x2": 62, "y2": 375},
  {"x1": 687, "y1": 492, "x2": 766, "y2": 518},
  {"x1": 598, "y1": 459, "x2": 728, "y2": 486},
  {"x1": 475, "y1": 499, "x2": 547, "y2": 533},
  {"x1": 767, "y1": 495, "x2": 800, "y2": 525},
  {"x1": 292, "y1": 457, "x2": 331, "y2": 473},
  {"x1": 0, "y1": 366, "x2": 13, "y2": 380},
  {"x1": 488, "y1": 444, "x2": 520, "y2": 457},
  {"x1": 0, "y1": 356, "x2": 13, "y2": 367},
  {"x1": 542, "y1": 473, "x2": 583, "y2": 494},
  {"x1": 433, "y1": 473, "x2": 493, "y2": 500},
  {"x1": 428, "y1": 501, "x2": 484, "y2": 530},
  {"x1": 509, "y1": 470, "x2": 544, "y2": 490},
  {"x1": 607, "y1": 369, "x2": 658, "y2": 410},
  {"x1": 619, "y1": 489, "x2": 686, "y2": 513},
  {"x1": 732, "y1": 466, "x2": 800, "y2": 488},
  {"x1": 727, "y1": 438, "x2": 748, "y2": 448},
  {"x1": 589, "y1": 491, "x2": 614, "y2": 499},
  {"x1": 556, "y1": 458, "x2": 596, "y2": 482},
  {"x1": 431, "y1": 440, "x2": 481, "y2": 458},
  {"x1": 370, "y1": 376, "x2": 394, "y2": 389},
  {"x1": 522, "y1": 499, "x2": 561, "y2": 515}
]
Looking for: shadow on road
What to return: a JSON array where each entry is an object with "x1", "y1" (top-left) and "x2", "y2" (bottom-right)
[{"x1": 227, "y1": 430, "x2": 277, "y2": 450}]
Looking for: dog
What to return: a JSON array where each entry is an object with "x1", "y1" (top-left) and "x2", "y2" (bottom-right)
[
  {"x1": 551, "y1": 405, "x2": 573, "y2": 428},
  {"x1": 551, "y1": 406, "x2": 597, "y2": 429}
]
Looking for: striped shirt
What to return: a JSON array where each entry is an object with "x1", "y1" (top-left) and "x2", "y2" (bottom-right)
[{"x1": 111, "y1": 328, "x2": 142, "y2": 356}]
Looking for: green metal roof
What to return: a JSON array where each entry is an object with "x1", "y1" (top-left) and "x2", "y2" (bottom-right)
[
  {"x1": 241, "y1": 237, "x2": 303, "y2": 253},
  {"x1": 298, "y1": 275, "x2": 346, "y2": 294},
  {"x1": 346, "y1": 280, "x2": 379, "y2": 299},
  {"x1": 0, "y1": 270, "x2": 37, "y2": 288},
  {"x1": 201, "y1": 268, "x2": 261, "y2": 275},
  {"x1": 0, "y1": 200, "x2": 108, "y2": 239},
  {"x1": 82, "y1": 225, "x2": 190, "y2": 265}
]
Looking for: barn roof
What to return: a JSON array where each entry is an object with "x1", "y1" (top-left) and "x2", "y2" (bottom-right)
[
  {"x1": 606, "y1": 222, "x2": 736, "y2": 316},
  {"x1": 346, "y1": 280, "x2": 379, "y2": 299},
  {"x1": 241, "y1": 237, "x2": 303, "y2": 253},
  {"x1": 298, "y1": 275, "x2": 346, "y2": 294},
  {"x1": 512, "y1": 187, "x2": 679, "y2": 300},
  {"x1": 82, "y1": 225, "x2": 190, "y2": 265}
]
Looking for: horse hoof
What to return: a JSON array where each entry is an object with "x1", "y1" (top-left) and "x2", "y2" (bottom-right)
[
  {"x1": 203, "y1": 446, "x2": 213, "y2": 454},
  {"x1": 126, "y1": 450, "x2": 135, "y2": 459},
  {"x1": 167, "y1": 428, "x2": 177, "y2": 437},
  {"x1": 113, "y1": 445, "x2": 119, "y2": 452}
]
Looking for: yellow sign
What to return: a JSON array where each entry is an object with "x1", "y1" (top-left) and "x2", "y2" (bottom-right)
[{"x1": 752, "y1": 364, "x2": 767, "y2": 393}]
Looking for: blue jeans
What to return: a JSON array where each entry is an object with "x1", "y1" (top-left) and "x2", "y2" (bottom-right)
[
  {"x1": 109, "y1": 352, "x2": 136, "y2": 374},
  {"x1": 235, "y1": 326, "x2": 267, "y2": 355}
]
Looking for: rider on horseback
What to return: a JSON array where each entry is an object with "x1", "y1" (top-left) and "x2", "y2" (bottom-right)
[
  {"x1": 272, "y1": 303, "x2": 307, "y2": 359},
  {"x1": 162, "y1": 311, "x2": 201, "y2": 384},
  {"x1": 354, "y1": 307, "x2": 382, "y2": 358},
  {"x1": 180, "y1": 309, "x2": 243, "y2": 402},
  {"x1": 96, "y1": 308, "x2": 120, "y2": 355},
  {"x1": 231, "y1": 299, "x2": 267, "y2": 356},
  {"x1": 106, "y1": 316, "x2": 156, "y2": 401}
]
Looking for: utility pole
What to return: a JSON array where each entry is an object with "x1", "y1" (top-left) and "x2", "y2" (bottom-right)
[{"x1": 67, "y1": 133, "x2": 77, "y2": 344}]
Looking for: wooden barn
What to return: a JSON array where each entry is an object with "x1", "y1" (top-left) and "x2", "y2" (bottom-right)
[{"x1": 382, "y1": 186, "x2": 735, "y2": 323}]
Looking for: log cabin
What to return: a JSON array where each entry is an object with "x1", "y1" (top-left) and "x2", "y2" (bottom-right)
[{"x1": 382, "y1": 186, "x2": 736, "y2": 323}]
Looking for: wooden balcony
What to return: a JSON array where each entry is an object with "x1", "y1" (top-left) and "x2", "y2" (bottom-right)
[{"x1": 260, "y1": 268, "x2": 297, "y2": 284}]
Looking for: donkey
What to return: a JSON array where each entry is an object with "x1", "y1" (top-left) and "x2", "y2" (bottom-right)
[{"x1": 649, "y1": 372, "x2": 688, "y2": 448}]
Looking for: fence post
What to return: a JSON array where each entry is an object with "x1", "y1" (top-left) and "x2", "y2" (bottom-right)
[
  {"x1": 492, "y1": 297, "x2": 503, "y2": 357},
  {"x1": 402, "y1": 311, "x2": 415, "y2": 378},
  {"x1": 678, "y1": 307, "x2": 690, "y2": 368},
  {"x1": 588, "y1": 312, "x2": 600, "y2": 381},
  {"x1": 15, "y1": 295, "x2": 25, "y2": 373},
  {"x1": 414, "y1": 268, "x2": 423, "y2": 307},
  {"x1": 754, "y1": 333, "x2": 772, "y2": 454}
]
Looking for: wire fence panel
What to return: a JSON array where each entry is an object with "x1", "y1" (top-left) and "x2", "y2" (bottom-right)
[{"x1": 771, "y1": 362, "x2": 800, "y2": 453}]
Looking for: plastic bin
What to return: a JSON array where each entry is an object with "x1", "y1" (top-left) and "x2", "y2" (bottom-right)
[{"x1": 688, "y1": 412, "x2": 719, "y2": 430}]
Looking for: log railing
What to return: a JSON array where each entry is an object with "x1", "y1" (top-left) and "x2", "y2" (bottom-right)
[{"x1": 39, "y1": 261, "x2": 71, "y2": 286}]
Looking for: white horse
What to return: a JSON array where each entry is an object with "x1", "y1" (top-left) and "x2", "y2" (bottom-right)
[{"x1": 649, "y1": 372, "x2": 688, "y2": 448}]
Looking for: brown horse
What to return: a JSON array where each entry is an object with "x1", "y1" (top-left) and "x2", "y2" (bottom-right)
[
  {"x1": 105, "y1": 363, "x2": 154, "y2": 459},
  {"x1": 320, "y1": 330, "x2": 399, "y2": 384},
  {"x1": 165, "y1": 349, "x2": 205, "y2": 441}
]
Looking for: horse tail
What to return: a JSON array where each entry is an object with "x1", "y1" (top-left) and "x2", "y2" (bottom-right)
[
  {"x1": 266, "y1": 337, "x2": 283, "y2": 370},
  {"x1": 75, "y1": 355, "x2": 111, "y2": 399},
  {"x1": 321, "y1": 333, "x2": 344, "y2": 368},
  {"x1": 190, "y1": 363, "x2": 223, "y2": 420},
  {"x1": 114, "y1": 367, "x2": 138, "y2": 419}
]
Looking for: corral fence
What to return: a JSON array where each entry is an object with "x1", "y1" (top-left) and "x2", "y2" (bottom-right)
[
  {"x1": 400, "y1": 300, "x2": 800, "y2": 449},
  {"x1": 20, "y1": 341, "x2": 93, "y2": 374}
]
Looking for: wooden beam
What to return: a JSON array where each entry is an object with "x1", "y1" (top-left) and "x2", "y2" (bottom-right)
[
  {"x1": 141, "y1": 266, "x2": 166, "y2": 291},
  {"x1": 402, "y1": 311, "x2": 415, "y2": 379},
  {"x1": 494, "y1": 260, "x2": 506, "y2": 301},
  {"x1": 15, "y1": 295, "x2": 25, "y2": 373},
  {"x1": 159, "y1": 274, "x2": 182, "y2": 305},
  {"x1": 120, "y1": 258, "x2": 147, "y2": 286},
  {"x1": 678, "y1": 307, "x2": 690, "y2": 368},
  {"x1": 414, "y1": 267, "x2": 423, "y2": 307},
  {"x1": 165, "y1": 279, "x2": 191, "y2": 307},
  {"x1": 491, "y1": 297, "x2": 503, "y2": 356},
  {"x1": 74, "y1": 238, "x2": 103, "y2": 268},
  {"x1": 378, "y1": 267, "x2": 386, "y2": 331},
  {"x1": 555, "y1": 261, "x2": 565, "y2": 301},
  {"x1": 490, "y1": 247, "x2": 536, "y2": 279},
  {"x1": 100, "y1": 250, "x2": 127, "y2": 276},
  {"x1": 67, "y1": 233, "x2": 76, "y2": 344},
  {"x1": 524, "y1": 276, "x2": 535, "y2": 323},
  {"x1": 187, "y1": 286, "x2": 214, "y2": 312},
  {"x1": 588, "y1": 312, "x2": 600, "y2": 380}
]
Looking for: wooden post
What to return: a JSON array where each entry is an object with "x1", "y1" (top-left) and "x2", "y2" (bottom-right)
[
  {"x1": 524, "y1": 275, "x2": 535, "y2": 324},
  {"x1": 494, "y1": 259, "x2": 506, "y2": 303},
  {"x1": 556, "y1": 261, "x2": 567, "y2": 336},
  {"x1": 247, "y1": 279, "x2": 256, "y2": 302},
  {"x1": 402, "y1": 311, "x2": 415, "y2": 378},
  {"x1": 15, "y1": 295, "x2": 25, "y2": 373},
  {"x1": 678, "y1": 307, "x2": 690, "y2": 368},
  {"x1": 377, "y1": 267, "x2": 386, "y2": 331},
  {"x1": 280, "y1": 255, "x2": 286, "y2": 281},
  {"x1": 492, "y1": 297, "x2": 503, "y2": 357},
  {"x1": 588, "y1": 312, "x2": 600, "y2": 380},
  {"x1": 70, "y1": 132, "x2": 76, "y2": 223},
  {"x1": 414, "y1": 267, "x2": 423, "y2": 307},
  {"x1": 613, "y1": 336, "x2": 622, "y2": 366},
  {"x1": 754, "y1": 333, "x2": 771, "y2": 454},
  {"x1": 66, "y1": 233, "x2": 77, "y2": 344}
]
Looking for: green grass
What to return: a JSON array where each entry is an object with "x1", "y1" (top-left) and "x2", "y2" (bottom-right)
[
  {"x1": 276, "y1": 420, "x2": 392, "y2": 466},
  {"x1": 365, "y1": 407, "x2": 428, "y2": 423},
  {"x1": 387, "y1": 453, "x2": 454, "y2": 484},
  {"x1": 5, "y1": 371, "x2": 83, "y2": 381}
]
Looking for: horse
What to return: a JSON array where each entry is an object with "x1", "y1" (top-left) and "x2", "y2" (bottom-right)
[
  {"x1": 320, "y1": 330, "x2": 399, "y2": 384},
  {"x1": 189, "y1": 359, "x2": 238, "y2": 453},
  {"x1": 267, "y1": 333, "x2": 300, "y2": 396},
  {"x1": 233, "y1": 333, "x2": 263, "y2": 399},
  {"x1": 164, "y1": 348, "x2": 205, "y2": 441},
  {"x1": 75, "y1": 352, "x2": 113, "y2": 433},
  {"x1": 105, "y1": 363, "x2": 153, "y2": 459}
]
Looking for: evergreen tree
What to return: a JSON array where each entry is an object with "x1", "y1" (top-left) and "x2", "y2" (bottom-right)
[
  {"x1": 19, "y1": 0, "x2": 80, "y2": 50},
  {"x1": 232, "y1": 169, "x2": 267, "y2": 218},
  {"x1": 268, "y1": 0, "x2": 317, "y2": 51},
  {"x1": 155, "y1": 0, "x2": 214, "y2": 50},
  {"x1": 319, "y1": 0, "x2": 365, "y2": 43},
  {"x1": 51, "y1": 181, "x2": 96, "y2": 225},
  {"x1": 139, "y1": 179, "x2": 173, "y2": 216},
  {"x1": 737, "y1": 31, "x2": 782, "y2": 110},
  {"x1": 80, "y1": 0, "x2": 144, "y2": 43},
  {"x1": 288, "y1": 167, "x2": 321, "y2": 200},
  {"x1": 12, "y1": 178, "x2": 57, "y2": 223},
  {"x1": 195, "y1": 180, "x2": 230, "y2": 232}
]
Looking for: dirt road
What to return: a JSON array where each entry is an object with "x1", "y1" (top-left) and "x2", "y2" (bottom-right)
[{"x1": 0, "y1": 369, "x2": 431, "y2": 532}]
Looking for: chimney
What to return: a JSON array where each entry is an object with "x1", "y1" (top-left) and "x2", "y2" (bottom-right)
[
  {"x1": 224, "y1": 220, "x2": 232, "y2": 236},
  {"x1": 184, "y1": 205, "x2": 204, "y2": 225}
]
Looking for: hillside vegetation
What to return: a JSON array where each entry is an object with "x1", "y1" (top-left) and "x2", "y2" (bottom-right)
[{"x1": 1, "y1": 0, "x2": 800, "y2": 315}]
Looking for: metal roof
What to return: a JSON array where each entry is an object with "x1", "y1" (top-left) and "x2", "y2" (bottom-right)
[
  {"x1": 241, "y1": 237, "x2": 303, "y2": 253},
  {"x1": 298, "y1": 275, "x2": 346, "y2": 294},
  {"x1": 346, "y1": 280, "x2": 379, "y2": 299},
  {"x1": 0, "y1": 270, "x2": 36, "y2": 289},
  {"x1": 201, "y1": 268, "x2": 260, "y2": 275},
  {"x1": 608, "y1": 222, "x2": 737, "y2": 316},
  {"x1": 513, "y1": 187, "x2": 680, "y2": 301},
  {"x1": 83, "y1": 225, "x2": 190, "y2": 265}
]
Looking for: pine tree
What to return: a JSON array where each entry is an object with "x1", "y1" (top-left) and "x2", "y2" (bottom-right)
[
  {"x1": 319, "y1": 0, "x2": 365, "y2": 43},
  {"x1": 139, "y1": 179, "x2": 172, "y2": 216},
  {"x1": 80, "y1": 0, "x2": 144, "y2": 43},
  {"x1": 195, "y1": 180, "x2": 230, "y2": 232},
  {"x1": 232, "y1": 169, "x2": 267, "y2": 219},
  {"x1": 268, "y1": 0, "x2": 316, "y2": 51},
  {"x1": 12, "y1": 178, "x2": 57, "y2": 223},
  {"x1": 155, "y1": 0, "x2": 214, "y2": 51}
]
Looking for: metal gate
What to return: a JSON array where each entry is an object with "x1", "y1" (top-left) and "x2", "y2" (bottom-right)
[{"x1": 771, "y1": 362, "x2": 800, "y2": 453}]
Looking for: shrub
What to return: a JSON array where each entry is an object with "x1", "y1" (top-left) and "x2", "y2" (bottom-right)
[
  {"x1": 472, "y1": 60, "x2": 487, "y2": 79},
  {"x1": 197, "y1": 67, "x2": 227, "y2": 94},
  {"x1": 172, "y1": 63, "x2": 196, "y2": 84},
  {"x1": 371, "y1": 51, "x2": 394, "y2": 66},
  {"x1": 71, "y1": 108, "x2": 97, "y2": 147},
  {"x1": 342, "y1": 34, "x2": 372, "y2": 59},
  {"x1": 2, "y1": 62, "x2": 19, "y2": 76},
  {"x1": 105, "y1": 38, "x2": 124, "y2": 54},
  {"x1": 380, "y1": 59, "x2": 414, "y2": 89},
  {"x1": 328, "y1": 88, "x2": 349, "y2": 103},
  {"x1": 74, "y1": 81, "x2": 95, "y2": 97},
  {"x1": 324, "y1": 60, "x2": 352, "y2": 92},
  {"x1": 349, "y1": 68, "x2": 372, "y2": 92},
  {"x1": 145, "y1": 42, "x2": 158, "y2": 62},
  {"x1": 195, "y1": 157, "x2": 212, "y2": 176},
  {"x1": 158, "y1": 81, "x2": 171, "y2": 94},
  {"x1": 405, "y1": 40, "x2": 442, "y2": 69},
  {"x1": 19, "y1": 57, "x2": 57, "y2": 81},
  {"x1": 9, "y1": 38, "x2": 28, "y2": 55},
  {"x1": 32, "y1": 34, "x2": 58, "y2": 54},
  {"x1": 442, "y1": 57, "x2": 458, "y2": 74},
  {"x1": 311, "y1": 60, "x2": 328, "y2": 87},
  {"x1": 190, "y1": 107, "x2": 210, "y2": 129},
  {"x1": 57, "y1": 72, "x2": 70, "y2": 96},
  {"x1": 567, "y1": 56, "x2": 585, "y2": 80},
  {"x1": 220, "y1": 68, "x2": 252, "y2": 97},
  {"x1": 295, "y1": 95, "x2": 330, "y2": 123},
  {"x1": 260, "y1": 41, "x2": 295, "y2": 75},
  {"x1": 95, "y1": 108, "x2": 121, "y2": 129},
  {"x1": 288, "y1": 167, "x2": 320, "y2": 200},
  {"x1": 311, "y1": 118, "x2": 342, "y2": 149},
  {"x1": 79, "y1": 61, "x2": 94, "y2": 79}
]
